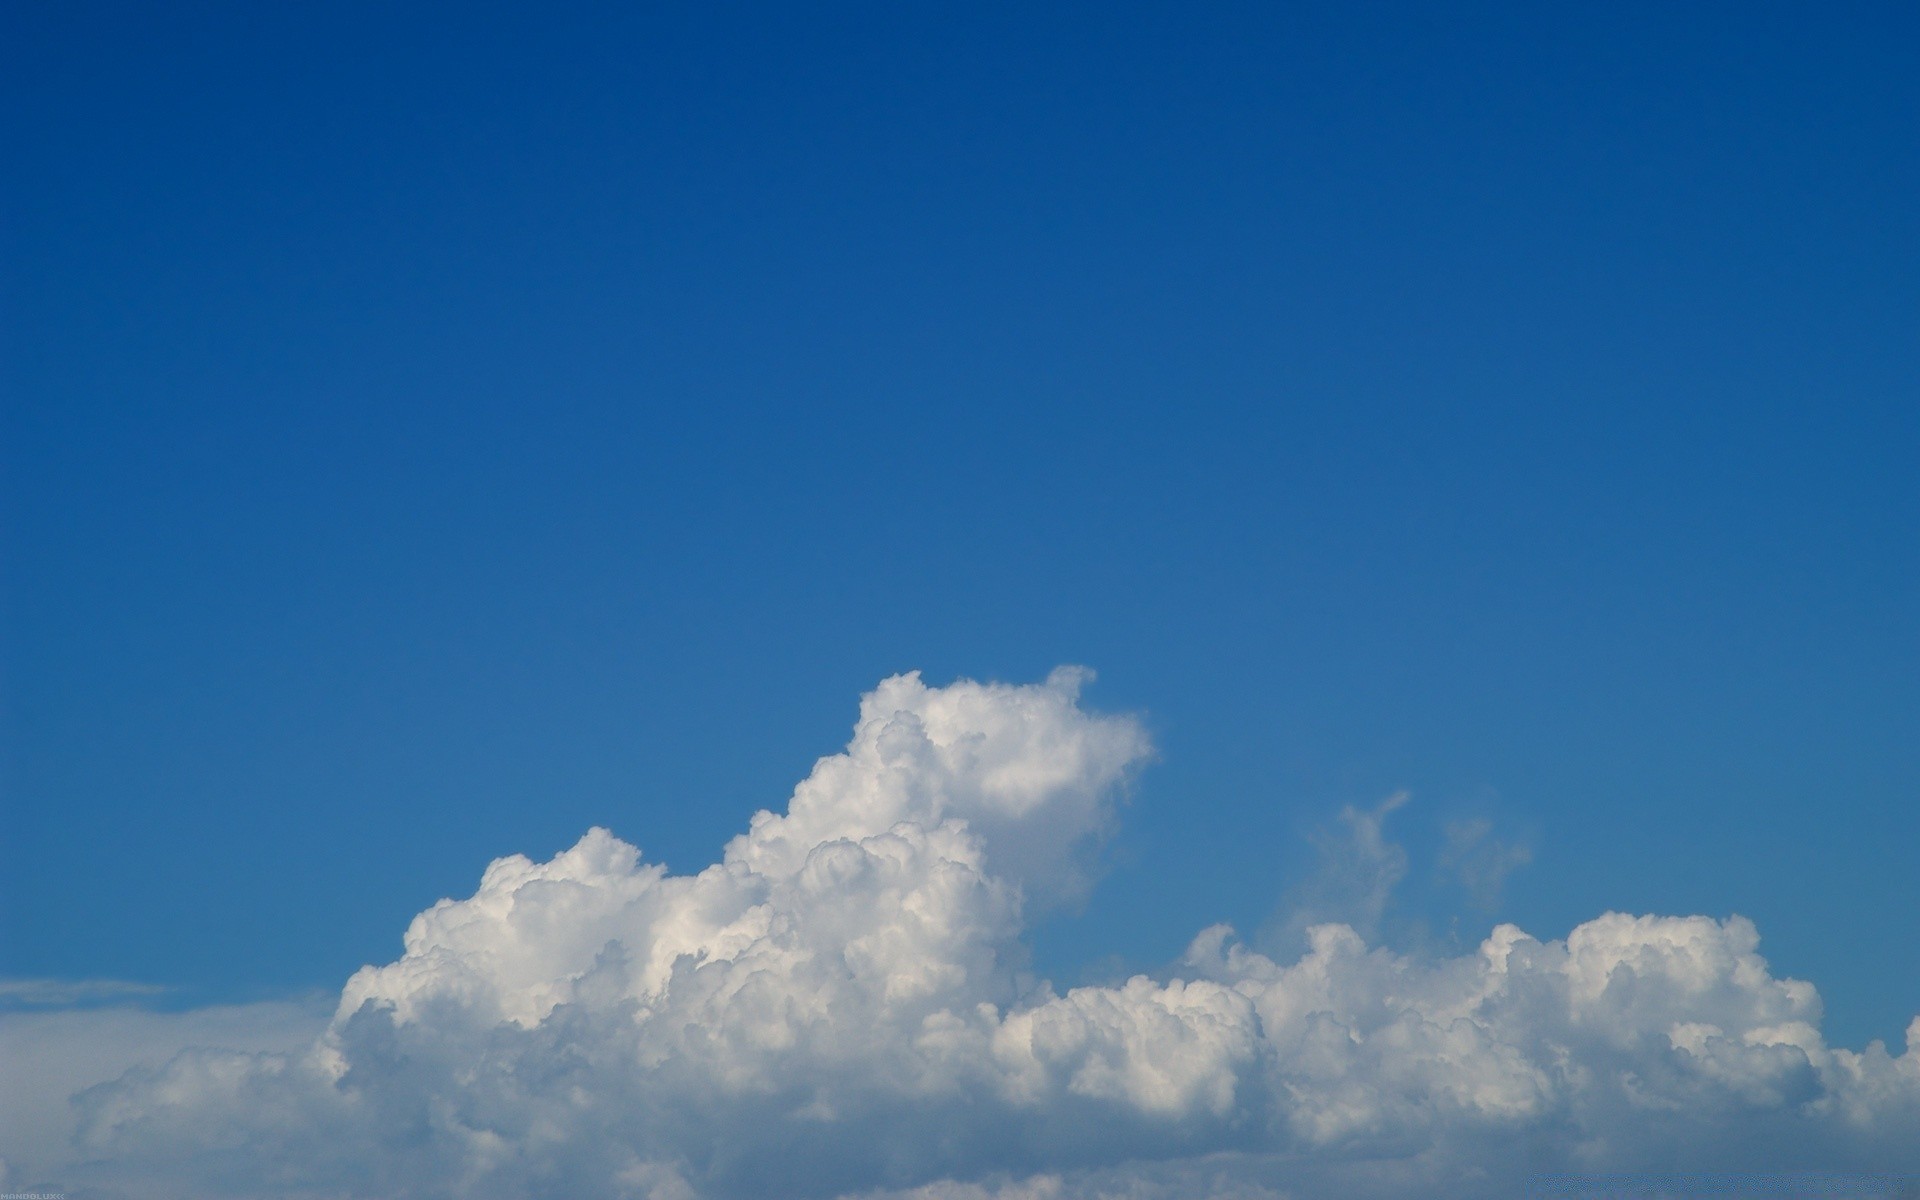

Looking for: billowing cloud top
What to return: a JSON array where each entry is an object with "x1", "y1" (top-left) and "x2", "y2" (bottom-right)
[{"x1": 43, "y1": 671, "x2": 1920, "y2": 1199}]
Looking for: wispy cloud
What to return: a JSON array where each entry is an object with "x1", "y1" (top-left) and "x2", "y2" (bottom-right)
[
  {"x1": 1437, "y1": 815, "x2": 1533, "y2": 910},
  {"x1": 1269, "y1": 790, "x2": 1411, "y2": 947},
  {"x1": 0, "y1": 978, "x2": 169, "y2": 1008}
]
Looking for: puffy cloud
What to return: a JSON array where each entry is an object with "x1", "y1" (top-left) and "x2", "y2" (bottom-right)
[
  {"x1": 28, "y1": 670, "x2": 1920, "y2": 1199},
  {"x1": 0, "y1": 998, "x2": 327, "y2": 1188}
]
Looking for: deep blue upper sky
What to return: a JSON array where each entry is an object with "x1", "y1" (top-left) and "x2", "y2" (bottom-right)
[{"x1": 4, "y1": 3, "x2": 1915, "y2": 1046}]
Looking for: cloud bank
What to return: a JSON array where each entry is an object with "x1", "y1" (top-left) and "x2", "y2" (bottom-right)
[{"x1": 25, "y1": 670, "x2": 1920, "y2": 1198}]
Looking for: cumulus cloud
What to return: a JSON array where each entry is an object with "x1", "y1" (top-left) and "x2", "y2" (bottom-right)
[
  {"x1": 23, "y1": 669, "x2": 1920, "y2": 1199},
  {"x1": 0, "y1": 997, "x2": 328, "y2": 1188}
]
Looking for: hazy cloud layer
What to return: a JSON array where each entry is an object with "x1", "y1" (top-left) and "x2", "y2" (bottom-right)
[
  {"x1": 0, "y1": 978, "x2": 171, "y2": 1007},
  {"x1": 18, "y1": 670, "x2": 1920, "y2": 1198},
  {"x1": 0, "y1": 999, "x2": 329, "y2": 1187}
]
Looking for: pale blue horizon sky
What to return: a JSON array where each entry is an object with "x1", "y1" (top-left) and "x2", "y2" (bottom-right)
[{"x1": 4, "y1": 1, "x2": 1917, "y2": 1052}]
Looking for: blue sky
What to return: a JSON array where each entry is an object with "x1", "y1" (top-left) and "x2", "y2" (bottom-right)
[{"x1": 3, "y1": 7, "x2": 1918, "y2": 1190}]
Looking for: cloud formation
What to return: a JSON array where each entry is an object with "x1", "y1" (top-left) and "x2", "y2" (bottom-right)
[
  {"x1": 1436, "y1": 816, "x2": 1533, "y2": 911},
  {"x1": 30, "y1": 670, "x2": 1920, "y2": 1198}
]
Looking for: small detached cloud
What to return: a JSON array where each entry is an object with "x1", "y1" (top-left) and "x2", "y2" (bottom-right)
[
  {"x1": 22, "y1": 670, "x2": 1920, "y2": 1199},
  {"x1": 1270, "y1": 790, "x2": 1411, "y2": 946},
  {"x1": 1437, "y1": 816, "x2": 1534, "y2": 911}
]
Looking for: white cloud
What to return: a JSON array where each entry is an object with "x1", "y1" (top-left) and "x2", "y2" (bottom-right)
[
  {"x1": 0, "y1": 998, "x2": 327, "y2": 1188},
  {"x1": 17, "y1": 670, "x2": 1920, "y2": 1198}
]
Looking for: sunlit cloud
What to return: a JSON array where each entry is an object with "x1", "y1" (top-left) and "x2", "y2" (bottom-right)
[{"x1": 9, "y1": 671, "x2": 1919, "y2": 1198}]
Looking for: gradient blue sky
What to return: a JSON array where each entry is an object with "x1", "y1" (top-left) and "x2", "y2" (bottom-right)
[{"x1": 4, "y1": 0, "x2": 1916, "y2": 1055}]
